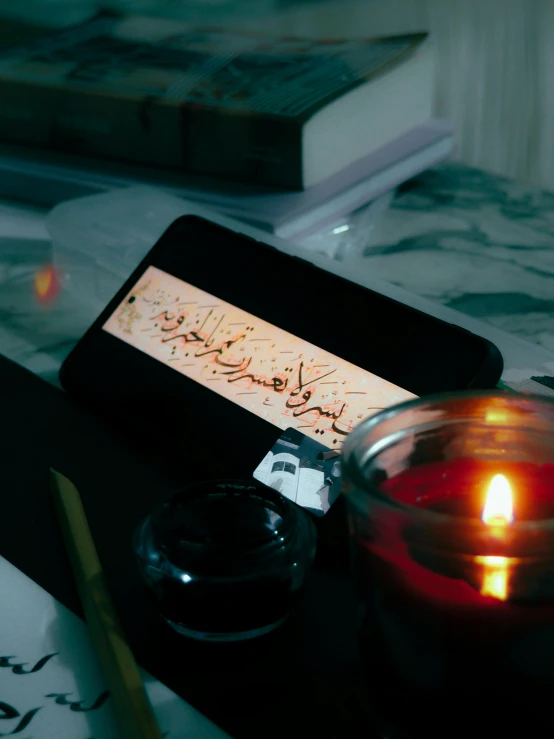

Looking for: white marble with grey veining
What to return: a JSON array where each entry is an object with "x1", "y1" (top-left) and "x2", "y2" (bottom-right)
[{"x1": 359, "y1": 163, "x2": 554, "y2": 354}]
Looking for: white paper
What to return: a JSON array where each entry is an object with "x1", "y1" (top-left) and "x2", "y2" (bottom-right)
[{"x1": 0, "y1": 556, "x2": 229, "y2": 738}]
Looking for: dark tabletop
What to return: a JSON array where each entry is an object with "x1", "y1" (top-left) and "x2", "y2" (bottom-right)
[{"x1": 0, "y1": 354, "x2": 369, "y2": 739}]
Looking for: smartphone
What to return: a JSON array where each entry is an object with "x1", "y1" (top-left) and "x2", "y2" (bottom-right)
[{"x1": 60, "y1": 215, "x2": 503, "y2": 491}]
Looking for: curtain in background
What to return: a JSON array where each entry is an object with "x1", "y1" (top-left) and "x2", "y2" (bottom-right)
[{"x1": 432, "y1": 0, "x2": 542, "y2": 187}]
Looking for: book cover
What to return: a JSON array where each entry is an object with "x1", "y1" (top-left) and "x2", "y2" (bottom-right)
[{"x1": 0, "y1": 13, "x2": 427, "y2": 188}]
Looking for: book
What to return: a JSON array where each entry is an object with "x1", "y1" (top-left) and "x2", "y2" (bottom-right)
[
  {"x1": 254, "y1": 450, "x2": 326, "y2": 510},
  {"x1": 252, "y1": 427, "x2": 343, "y2": 515},
  {"x1": 0, "y1": 119, "x2": 453, "y2": 239},
  {"x1": 0, "y1": 13, "x2": 435, "y2": 190}
]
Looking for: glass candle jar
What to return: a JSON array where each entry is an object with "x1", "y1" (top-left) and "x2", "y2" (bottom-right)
[
  {"x1": 134, "y1": 479, "x2": 316, "y2": 642},
  {"x1": 342, "y1": 392, "x2": 554, "y2": 739}
]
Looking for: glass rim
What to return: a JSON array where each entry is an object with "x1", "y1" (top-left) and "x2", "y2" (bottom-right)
[{"x1": 342, "y1": 390, "x2": 554, "y2": 533}]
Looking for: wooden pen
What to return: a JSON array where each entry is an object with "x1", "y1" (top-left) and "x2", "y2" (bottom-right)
[{"x1": 50, "y1": 468, "x2": 163, "y2": 739}]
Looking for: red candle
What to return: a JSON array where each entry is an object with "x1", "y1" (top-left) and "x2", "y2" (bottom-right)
[
  {"x1": 343, "y1": 393, "x2": 554, "y2": 739},
  {"x1": 351, "y1": 460, "x2": 554, "y2": 738}
]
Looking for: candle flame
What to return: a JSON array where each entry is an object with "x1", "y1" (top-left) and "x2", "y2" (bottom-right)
[{"x1": 482, "y1": 474, "x2": 513, "y2": 526}]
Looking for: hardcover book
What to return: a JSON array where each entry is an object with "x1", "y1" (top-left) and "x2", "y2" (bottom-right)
[{"x1": 0, "y1": 14, "x2": 433, "y2": 189}]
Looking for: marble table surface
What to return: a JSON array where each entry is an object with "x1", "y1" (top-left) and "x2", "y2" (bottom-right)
[
  {"x1": 363, "y1": 163, "x2": 554, "y2": 354},
  {"x1": 0, "y1": 161, "x2": 553, "y2": 393}
]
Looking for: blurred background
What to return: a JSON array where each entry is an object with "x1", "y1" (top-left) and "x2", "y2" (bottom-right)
[{"x1": 0, "y1": 0, "x2": 551, "y2": 190}]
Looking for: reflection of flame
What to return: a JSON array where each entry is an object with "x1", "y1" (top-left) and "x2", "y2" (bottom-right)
[
  {"x1": 479, "y1": 475, "x2": 514, "y2": 600},
  {"x1": 34, "y1": 265, "x2": 61, "y2": 305},
  {"x1": 477, "y1": 555, "x2": 509, "y2": 601},
  {"x1": 482, "y1": 474, "x2": 513, "y2": 526},
  {"x1": 485, "y1": 409, "x2": 509, "y2": 424}
]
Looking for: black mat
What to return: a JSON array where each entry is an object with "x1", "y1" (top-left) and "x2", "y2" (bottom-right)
[{"x1": 0, "y1": 355, "x2": 368, "y2": 739}]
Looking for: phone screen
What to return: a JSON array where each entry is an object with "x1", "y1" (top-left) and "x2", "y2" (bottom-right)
[{"x1": 104, "y1": 265, "x2": 415, "y2": 451}]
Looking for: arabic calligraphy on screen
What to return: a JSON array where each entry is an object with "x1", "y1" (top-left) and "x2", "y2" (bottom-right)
[{"x1": 103, "y1": 266, "x2": 415, "y2": 448}]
